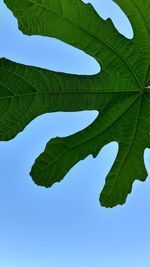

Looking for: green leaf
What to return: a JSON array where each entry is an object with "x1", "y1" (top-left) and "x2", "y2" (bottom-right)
[
  {"x1": 146, "y1": 67, "x2": 150, "y2": 86},
  {"x1": 1, "y1": 0, "x2": 150, "y2": 207}
]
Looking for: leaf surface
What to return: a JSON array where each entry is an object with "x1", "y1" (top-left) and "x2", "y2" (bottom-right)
[{"x1": 1, "y1": 0, "x2": 150, "y2": 207}]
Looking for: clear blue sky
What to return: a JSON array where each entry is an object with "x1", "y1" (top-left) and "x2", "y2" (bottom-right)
[{"x1": 0, "y1": 0, "x2": 150, "y2": 266}]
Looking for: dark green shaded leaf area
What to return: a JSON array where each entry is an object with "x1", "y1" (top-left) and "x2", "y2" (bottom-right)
[{"x1": 1, "y1": 0, "x2": 150, "y2": 207}]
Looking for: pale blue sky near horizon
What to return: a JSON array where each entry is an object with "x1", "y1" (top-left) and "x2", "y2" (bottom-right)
[{"x1": 0, "y1": 0, "x2": 150, "y2": 266}]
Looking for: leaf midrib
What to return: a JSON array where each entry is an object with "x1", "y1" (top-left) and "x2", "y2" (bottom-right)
[
  {"x1": 0, "y1": 67, "x2": 140, "y2": 100},
  {"x1": 131, "y1": 1, "x2": 150, "y2": 83},
  {"x1": 0, "y1": 85, "x2": 140, "y2": 99}
]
